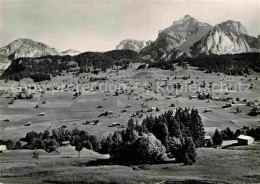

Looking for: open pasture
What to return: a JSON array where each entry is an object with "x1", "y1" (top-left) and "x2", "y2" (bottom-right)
[{"x1": 0, "y1": 63, "x2": 259, "y2": 140}]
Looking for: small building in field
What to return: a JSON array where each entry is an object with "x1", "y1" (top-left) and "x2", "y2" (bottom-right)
[
  {"x1": 237, "y1": 135, "x2": 254, "y2": 145},
  {"x1": 61, "y1": 141, "x2": 70, "y2": 146},
  {"x1": 190, "y1": 95, "x2": 197, "y2": 99},
  {"x1": 204, "y1": 109, "x2": 212, "y2": 113},
  {"x1": 204, "y1": 135, "x2": 213, "y2": 147},
  {"x1": 38, "y1": 112, "x2": 46, "y2": 116},
  {"x1": 0, "y1": 145, "x2": 7, "y2": 153}
]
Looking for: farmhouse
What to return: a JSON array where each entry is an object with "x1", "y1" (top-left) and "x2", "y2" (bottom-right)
[
  {"x1": 151, "y1": 107, "x2": 157, "y2": 112},
  {"x1": 190, "y1": 95, "x2": 197, "y2": 99},
  {"x1": 0, "y1": 145, "x2": 7, "y2": 153},
  {"x1": 24, "y1": 122, "x2": 31, "y2": 126},
  {"x1": 204, "y1": 109, "x2": 212, "y2": 113},
  {"x1": 237, "y1": 135, "x2": 254, "y2": 145},
  {"x1": 204, "y1": 135, "x2": 212, "y2": 147},
  {"x1": 61, "y1": 141, "x2": 70, "y2": 146},
  {"x1": 38, "y1": 112, "x2": 46, "y2": 116}
]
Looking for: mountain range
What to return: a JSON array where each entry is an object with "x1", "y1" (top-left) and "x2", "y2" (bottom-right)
[
  {"x1": 117, "y1": 15, "x2": 260, "y2": 61},
  {"x1": 1, "y1": 15, "x2": 259, "y2": 70}
]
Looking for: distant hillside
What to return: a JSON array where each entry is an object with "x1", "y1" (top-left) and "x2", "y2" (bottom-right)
[
  {"x1": 1, "y1": 50, "x2": 140, "y2": 81},
  {"x1": 61, "y1": 49, "x2": 81, "y2": 56},
  {"x1": 0, "y1": 54, "x2": 11, "y2": 70}
]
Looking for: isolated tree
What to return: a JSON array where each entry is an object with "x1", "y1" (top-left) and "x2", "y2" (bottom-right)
[
  {"x1": 75, "y1": 143, "x2": 83, "y2": 158},
  {"x1": 174, "y1": 136, "x2": 197, "y2": 165},
  {"x1": 190, "y1": 109, "x2": 205, "y2": 147},
  {"x1": 152, "y1": 118, "x2": 169, "y2": 147},
  {"x1": 234, "y1": 129, "x2": 242, "y2": 138},
  {"x1": 6, "y1": 139, "x2": 15, "y2": 150},
  {"x1": 13, "y1": 141, "x2": 22, "y2": 150},
  {"x1": 222, "y1": 127, "x2": 234, "y2": 140},
  {"x1": 33, "y1": 151, "x2": 40, "y2": 166},
  {"x1": 213, "y1": 129, "x2": 223, "y2": 147}
]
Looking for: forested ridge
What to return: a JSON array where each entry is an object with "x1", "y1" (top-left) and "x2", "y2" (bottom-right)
[
  {"x1": 1, "y1": 50, "x2": 140, "y2": 81},
  {"x1": 2, "y1": 51, "x2": 260, "y2": 81},
  {"x1": 147, "y1": 53, "x2": 260, "y2": 75}
]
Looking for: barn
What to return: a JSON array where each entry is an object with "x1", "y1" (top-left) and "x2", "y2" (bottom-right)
[
  {"x1": 0, "y1": 145, "x2": 7, "y2": 153},
  {"x1": 204, "y1": 135, "x2": 212, "y2": 147},
  {"x1": 237, "y1": 135, "x2": 254, "y2": 145}
]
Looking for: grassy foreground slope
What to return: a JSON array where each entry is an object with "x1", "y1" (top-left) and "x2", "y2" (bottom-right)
[{"x1": 0, "y1": 142, "x2": 260, "y2": 184}]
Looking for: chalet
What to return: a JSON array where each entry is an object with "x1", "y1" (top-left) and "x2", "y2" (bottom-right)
[
  {"x1": 109, "y1": 122, "x2": 121, "y2": 127},
  {"x1": 61, "y1": 141, "x2": 70, "y2": 146},
  {"x1": 151, "y1": 107, "x2": 157, "y2": 112},
  {"x1": 204, "y1": 135, "x2": 213, "y2": 147},
  {"x1": 38, "y1": 112, "x2": 46, "y2": 116},
  {"x1": 204, "y1": 109, "x2": 212, "y2": 113},
  {"x1": 222, "y1": 103, "x2": 232, "y2": 109},
  {"x1": 24, "y1": 122, "x2": 31, "y2": 126},
  {"x1": 190, "y1": 95, "x2": 197, "y2": 99},
  {"x1": 237, "y1": 135, "x2": 254, "y2": 145},
  {"x1": 0, "y1": 145, "x2": 7, "y2": 153}
]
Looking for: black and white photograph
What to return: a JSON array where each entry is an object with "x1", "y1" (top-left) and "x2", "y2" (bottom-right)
[{"x1": 0, "y1": 0, "x2": 260, "y2": 183}]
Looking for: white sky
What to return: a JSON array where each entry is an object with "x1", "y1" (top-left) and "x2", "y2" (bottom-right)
[{"x1": 0, "y1": 0, "x2": 259, "y2": 52}]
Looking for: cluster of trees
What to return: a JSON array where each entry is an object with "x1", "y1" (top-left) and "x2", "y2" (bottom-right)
[
  {"x1": 197, "y1": 93, "x2": 212, "y2": 100},
  {"x1": 1, "y1": 50, "x2": 141, "y2": 82},
  {"x1": 185, "y1": 53, "x2": 260, "y2": 75},
  {"x1": 30, "y1": 73, "x2": 51, "y2": 82},
  {"x1": 3, "y1": 108, "x2": 204, "y2": 165},
  {"x1": 20, "y1": 128, "x2": 101, "y2": 153},
  {"x1": 212, "y1": 127, "x2": 260, "y2": 146},
  {"x1": 100, "y1": 108, "x2": 204, "y2": 165}
]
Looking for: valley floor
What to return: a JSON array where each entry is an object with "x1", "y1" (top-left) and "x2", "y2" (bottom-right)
[{"x1": 0, "y1": 63, "x2": 260, "y2": 183}]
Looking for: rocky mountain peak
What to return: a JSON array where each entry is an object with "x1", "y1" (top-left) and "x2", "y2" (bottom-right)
[
  {"x1": 172, "y1": 14, "x2": 197, "y2": 25},
  {"x1": 192, "y1": 20, "x2": 251, "y2": 55},
  {"x1": 0, "y1": 38, "x2": 61, "y2": 60},
  {"x1": 216, "y1": 20, "x2": 248, "y2": 36},
  {"x1": 116, "y1": 39, "x2": 153, "y2": 52}
]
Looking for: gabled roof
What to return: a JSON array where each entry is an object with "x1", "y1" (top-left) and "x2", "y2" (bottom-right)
[
  {"x1": 237, "y1": 135, "x2": 254, "y2": 140},
  {"x1": 204, "y1": 135, "x2": 212, "y2": 140}
]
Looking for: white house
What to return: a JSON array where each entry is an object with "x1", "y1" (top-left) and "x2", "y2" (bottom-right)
[
  {"x1": 237, "y1": 135, "x2": 254, "y2": 145},
  {"x1": 0, "y1": 145, "x2": 7, "y2": 153}
]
